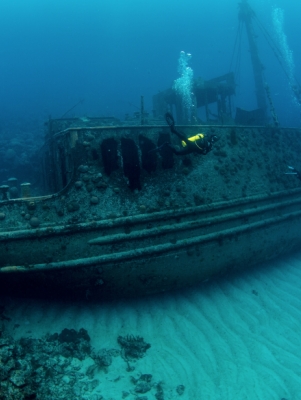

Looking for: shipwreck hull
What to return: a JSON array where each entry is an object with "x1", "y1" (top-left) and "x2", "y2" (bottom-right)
[{"x1": 0, "y1": 120, "x2": 301, "y2": 299}]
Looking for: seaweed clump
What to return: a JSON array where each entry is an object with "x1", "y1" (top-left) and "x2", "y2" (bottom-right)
[{"x1": 117, "y1": 334, "x2": 151, "y2": 360}]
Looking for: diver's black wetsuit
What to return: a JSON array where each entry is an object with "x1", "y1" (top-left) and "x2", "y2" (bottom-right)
[{"x1": 165, "y1": 112, "x2": 217, "y2": 156}]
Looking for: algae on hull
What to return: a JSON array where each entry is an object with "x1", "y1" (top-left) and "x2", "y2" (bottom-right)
[{"x1": 0, "y1": 121, "x2": 301, "y2": 299}]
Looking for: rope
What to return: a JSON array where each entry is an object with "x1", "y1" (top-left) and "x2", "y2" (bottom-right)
[
  {"x1": 252, "y1": 14, "x2": 301, "y2": 93},
  {"x1": 230, "y1": 7, "x2": 301, "y2": 112}
]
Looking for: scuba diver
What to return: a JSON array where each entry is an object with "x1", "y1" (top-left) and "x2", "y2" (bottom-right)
[
  {"x1": 285, "y1": 165, "x2": 301, "y2": 180},
  {"x1": 164, "y1": 112, "x2": 218, "y2": 155}
]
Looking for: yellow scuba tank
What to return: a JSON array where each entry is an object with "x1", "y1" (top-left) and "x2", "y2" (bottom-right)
[{"x1": 181, "y1": 133, "x2": 205, "y2": 149}]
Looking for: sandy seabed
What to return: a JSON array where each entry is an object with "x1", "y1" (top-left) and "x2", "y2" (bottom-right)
[{"x1": 2, "y1": 251, "x2": 301, "y2": 400}]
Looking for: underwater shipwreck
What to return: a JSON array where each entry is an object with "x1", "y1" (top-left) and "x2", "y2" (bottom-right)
[{"x1": 0, "y1": 0, "x2": 301, "y2": 299}]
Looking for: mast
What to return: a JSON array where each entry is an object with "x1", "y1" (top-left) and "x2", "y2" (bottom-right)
[{"x1": 238, "y1": 0, "x2": 267, "y2": 119}]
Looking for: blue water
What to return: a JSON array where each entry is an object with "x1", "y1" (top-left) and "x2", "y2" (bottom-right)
[{"x1": 0, "y1": 0, "x2": 300, "y2": 125}]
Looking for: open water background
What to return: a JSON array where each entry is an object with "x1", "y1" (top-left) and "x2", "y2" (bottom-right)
[{"x1": 0, "y1": 0, "x2": 300, "y2": 125}]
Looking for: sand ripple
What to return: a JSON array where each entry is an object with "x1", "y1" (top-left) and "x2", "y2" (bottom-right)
[{"x1": 3, "y1": 251, "x2": 301, "y2": 399}]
